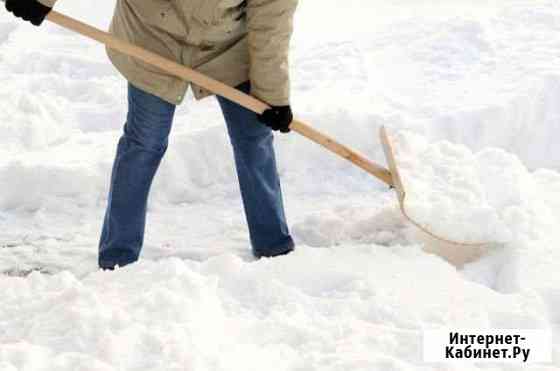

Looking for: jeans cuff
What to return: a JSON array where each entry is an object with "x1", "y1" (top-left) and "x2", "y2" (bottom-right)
[
  {"x1": 253, "y1": 237, "x2": 295, "y2": 259},
  {"x1": 98, "y1": 247, "x2": 139, "y2": 270}
]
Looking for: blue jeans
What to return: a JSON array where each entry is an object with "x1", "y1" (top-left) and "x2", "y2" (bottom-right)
[{"x1": 99, "y1": 82, "x2": 294, "y2": 269}]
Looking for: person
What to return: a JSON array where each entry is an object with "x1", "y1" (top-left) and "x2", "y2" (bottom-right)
[{"x1": 5, "y1": 0, "x2": 298, "y2": 269}]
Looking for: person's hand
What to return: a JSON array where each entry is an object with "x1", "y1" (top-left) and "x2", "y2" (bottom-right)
[
  {"x1": 257, "y1": 106, "x2": 293, "y2": 133},
  {"x1": 5, "y1": 0, "x2": 52, "y2": 26}
]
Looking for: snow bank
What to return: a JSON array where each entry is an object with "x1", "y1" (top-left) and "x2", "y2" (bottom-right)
[{"x1": 2, "y1": 0, "x2": 560, "y2": 211}]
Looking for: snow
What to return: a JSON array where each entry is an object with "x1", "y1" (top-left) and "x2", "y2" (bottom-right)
[
  {"x1": 391, "y1": 130, "x2": 560, "y2": 245},
  {"x1": 1, "y1": 0, "x2": 560, "y2": 370},
  {"x1": 0, "y1": 250, "x2": 553, "y2": 371}
]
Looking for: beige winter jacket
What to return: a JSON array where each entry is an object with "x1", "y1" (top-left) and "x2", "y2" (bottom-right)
[{"x1": 39, "y1": 0, "x2": 298, "y2": 106}]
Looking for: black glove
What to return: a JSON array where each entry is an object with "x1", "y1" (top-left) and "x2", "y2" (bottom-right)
[
  {"x1": 257, "y1": 106, "x2": 293, "y2": 133},
  {"x1": 5, "y1": 0, "x2": 52, "y2": 26}
]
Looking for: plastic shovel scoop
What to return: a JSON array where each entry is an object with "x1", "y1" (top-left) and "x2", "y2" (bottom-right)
[{"x1": 8, "y1": 7, "x2": 495, "y2": 263}]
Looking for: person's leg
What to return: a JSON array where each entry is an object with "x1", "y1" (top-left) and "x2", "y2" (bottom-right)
[
  {"x1": 217, "y1": 81, "x2": 294, "y2": 258},
  {"x1": 99, "y1": 83, "x2": 176, "y2": 269}
]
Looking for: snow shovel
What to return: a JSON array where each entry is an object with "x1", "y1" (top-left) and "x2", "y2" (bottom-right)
[{"x1": 7, "y1": 7, "x2": 489, "y2": 257}]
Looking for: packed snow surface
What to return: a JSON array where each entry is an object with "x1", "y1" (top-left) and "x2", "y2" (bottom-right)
[{"x1": 1, "y1": 0, "x2": 560, "y2": 370}]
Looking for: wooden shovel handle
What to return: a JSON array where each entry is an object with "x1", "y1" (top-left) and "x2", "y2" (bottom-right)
[{"x1": 41, "y1": 10, "x2": 393, "y2": 186}]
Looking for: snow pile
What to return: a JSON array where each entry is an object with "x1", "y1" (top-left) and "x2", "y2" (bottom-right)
[
  {"x1": 1, "y1": 249, "x2": 556, "y2": 371},
  {"x1": 392, "y1": 130, "x2": 560, "y2": 245}
]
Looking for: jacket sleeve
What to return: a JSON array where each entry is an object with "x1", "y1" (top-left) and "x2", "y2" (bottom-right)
[
  {"x1": 246, "y1": 0, "x2": 298, "y2": 106},
  {"x1": 38, "y1": 0, "x2": 57, "y2": 8}
]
